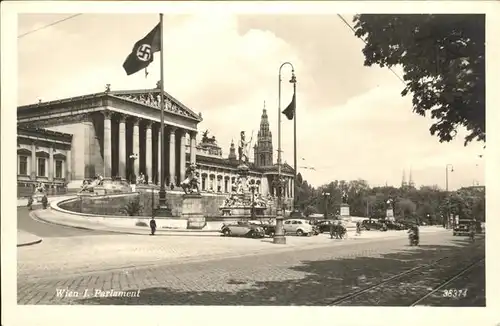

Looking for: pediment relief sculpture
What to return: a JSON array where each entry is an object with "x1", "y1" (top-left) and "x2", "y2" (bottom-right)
[{"x1": 115, "y1": 92, "x2": 199, "y2": 120}]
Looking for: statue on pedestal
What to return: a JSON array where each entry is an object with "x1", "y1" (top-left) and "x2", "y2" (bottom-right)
[
  {"x1": 238, "y1": 131, "x2": 252, "y2": 163},
  {"x1": 341, "y1": 190, "x2": 349, "y2": 204},
  {"x1": 181, "y1": 163, "x2": 200, "y2": 195}
]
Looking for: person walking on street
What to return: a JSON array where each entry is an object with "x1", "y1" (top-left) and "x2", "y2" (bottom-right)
[
  {"x1": 150, "y1": 217, "x2": 157, "y2": 236},
  {"x1": 27, "y1": 196, "x2": 34, "y2": 211}
]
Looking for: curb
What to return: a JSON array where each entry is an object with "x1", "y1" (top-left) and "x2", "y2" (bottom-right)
[{"x1": 17, "y1": 238, "x2": 42, "y2": 247}]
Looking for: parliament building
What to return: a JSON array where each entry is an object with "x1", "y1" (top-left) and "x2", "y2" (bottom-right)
[{"x1": 16, "y1": 86, "x2": 295, "y2": 208}]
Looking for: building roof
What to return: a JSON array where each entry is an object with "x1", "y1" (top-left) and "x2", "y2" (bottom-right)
[
  {"x1": 196, "y1": 154, "x2": 294, "y2": 174},
  {"x1": 17, "y1": 126, "x2": 73, "y2": 141},
  {"x1": 18, "y1": 88, "x2": 202, "y2": 123}
]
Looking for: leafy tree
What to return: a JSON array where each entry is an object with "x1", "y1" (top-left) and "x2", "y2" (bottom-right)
[{"x1": 353, "y1": 14, "x2": 485, "y2": 145}]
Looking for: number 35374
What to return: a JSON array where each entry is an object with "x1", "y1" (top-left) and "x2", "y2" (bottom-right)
[{"x1": 443, "y1": 289, "x2": 468, "y2": 298}]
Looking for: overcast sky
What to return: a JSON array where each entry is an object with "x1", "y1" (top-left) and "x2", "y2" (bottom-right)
[{"x1": 17, "y1": 13, "x2": 485, "y2": 189}]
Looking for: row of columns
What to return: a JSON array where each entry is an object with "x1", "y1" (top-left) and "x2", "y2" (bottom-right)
[
  {"x1": 269, "y1": 176, "x2": 294, "y2": 198},
  {"x1": 102, "y1": 110, "x2": 196, "y2": 184},
  {"x1": 198, "y1": 171, "x2": 261, "y2": 193}
]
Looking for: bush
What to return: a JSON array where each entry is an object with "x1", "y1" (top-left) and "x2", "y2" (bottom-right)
[
  {"x1": 135, "y1": 221, "x2": 148, "y2": 227},
  {"x1": 122, "y1": 197, "x2": 143, "y2": 216}
]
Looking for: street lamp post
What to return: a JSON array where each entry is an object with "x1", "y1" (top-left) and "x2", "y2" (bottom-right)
[
  {"x1": 273, "y1": 62, "x2": 295, "y2": 245},
  {"x1": 322, "y1": 192, "x2": 330, "y2": 219},
  {"x1": 446, "y1": 164, "x2": 454, "y2": 229}
]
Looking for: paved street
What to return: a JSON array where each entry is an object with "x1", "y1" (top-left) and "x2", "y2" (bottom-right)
[{"x1": 18, "y1": 230, "x2": 485, "y2": 306}]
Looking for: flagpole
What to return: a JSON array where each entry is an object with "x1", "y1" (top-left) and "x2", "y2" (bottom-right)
[
  {"x1": 273, "y1": 62, "x2": 293, "y2": 245},
  {"x1": 289, "y1": 73, "x2": 300, "y2": 217},
  {"x1": 157, "y1": 13, "x2": 169, "y2": 214}
]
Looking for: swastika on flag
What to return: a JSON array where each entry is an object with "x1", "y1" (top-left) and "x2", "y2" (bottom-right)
[{"x1": 136, "y1": 44, "x2": 152, "y2": 62}]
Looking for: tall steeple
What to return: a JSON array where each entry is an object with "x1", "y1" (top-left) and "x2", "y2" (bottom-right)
[
  {"x1": 409, "y1": 167, "x2": 415, "y2": 188},
  {"x1": 254, "y1": 101, "x2": 273, "y2": 167},
  {"x1": 401, "y1": 169, "x2": 408, "y2": 188}
]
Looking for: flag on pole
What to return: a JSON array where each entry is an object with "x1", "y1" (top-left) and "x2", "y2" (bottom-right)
[
  {"x1": 282, "y1": 92, "x2": 296, "y2": 120},
  {"x1": 123, "y1": 23, "x2": 161, "y2": 76}
]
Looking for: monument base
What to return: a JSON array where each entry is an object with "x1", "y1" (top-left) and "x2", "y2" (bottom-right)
[
  {"x1": 340, "y1": 204, "x2": 350, "y2": 217},
  {"x1": 289, "y1": 210, "x2": 303, "y2": 218},
  {"x1": 182, "y1": 193, "x2": 206, "y2": 229},
  {"x1": 273, "y1": 235, "x2": 286, "y2": 244},
  {"x1": 386, "y1": 208, "x2": 395, "y2": 221},
  {"x1": 155, "y1": 205, "x2": 173, "y2": 218}
]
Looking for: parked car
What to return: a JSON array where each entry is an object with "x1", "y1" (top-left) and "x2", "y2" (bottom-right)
[
  {"x1": 221, "y1": 221, "x2": 265, "y2": 238},
  {"x1": 283, "y1": 219, "x2": 315, "y2": 236},
  {"x1": 385, "y1": 221, "x2": 405, "y2": 230},
  {"x1": 248, "y1": 220, "x2": 276, "y2": 237},
  {"x1": 453, "y1": 219, "x2": 481, "y2": 236},
  {"x1": 315, "y1": 220, "x2": 335, "y2": 233},
  {"x1": 361, "y1": 219, "x2": 382, "y2": 231}
]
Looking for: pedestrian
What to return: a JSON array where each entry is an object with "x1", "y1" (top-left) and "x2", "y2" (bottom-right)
[
  {"x1": 41, "y1": 194, "x2": 48, "y2": 209},
  {"x1": 27, "y1": 196, "x2": 34, "y2": 210},
  {"x1": 149, "y1": 217, "x2": 157, "y2": 236}
]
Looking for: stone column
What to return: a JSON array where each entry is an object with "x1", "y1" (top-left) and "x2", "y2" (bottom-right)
[
  {"x1": 48, "y1": 145, "x2": 54, "y2": 182},
  {"x1": 118, "y1": 115, "x2": 127, "y2": 179},
  {"x1": 169, "y1": 126, "x2": 177, "y2": 186},
  {"x1": 133, "y1": 118, "x2": 140, "y2": 178},
  {"x1": 157, "y1": 125, "x2": 162, "y2": 185},
  {"x1": 31, "y1": 142, "x2": 37, "y2": 180},
  {"x1": 189, "y1": 131, "x2": 197, "y2": 164},
  {"x1": 103, "y1": 111, "x2": 112, "y2": 178},
  {"x1": 179, "y1": 130, "x2": 186, "y2": 183},
  {"x1": 66, "y1": 148, "x2": 72, "y2": 182},
  {"x1": 145, "y1": 121, "x2": 153, "y2": 183}
]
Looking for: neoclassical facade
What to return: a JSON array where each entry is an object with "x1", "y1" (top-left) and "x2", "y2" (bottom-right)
[{"x1": 17, "y1": 86, "x2": 295, "y2": 205}]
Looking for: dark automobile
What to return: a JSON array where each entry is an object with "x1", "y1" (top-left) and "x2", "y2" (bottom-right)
[
  {"x1": 361, "y1": 219, "x2": 382, "y2": 231},
  {"x1": 221, "y1": 221, "x2": 266, "y2": 238},
  {"x1": 315, "y1": 220, "x2": 335, "y2": 233},
  {"x1": 453, "y1": 219, "x2": 481, "y2": 236},
  {"x1": 248, "y1": 220, "x2": 276, "y2": 237},
  {"x1": 386, "y1": 221, "x2": 406, "y2": 230}
]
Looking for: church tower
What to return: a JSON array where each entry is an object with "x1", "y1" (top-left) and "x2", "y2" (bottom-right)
[
  {"x1": 228, "y1": 139, "x2": 237, "y2": 161},
  {"x1": 254, "y1": 102, "x2": 273, "y2": 167}
]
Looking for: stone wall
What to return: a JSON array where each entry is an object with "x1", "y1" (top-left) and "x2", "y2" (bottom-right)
[{"x1": 58, "y1": 191, "x2": 230, "y2": 217}]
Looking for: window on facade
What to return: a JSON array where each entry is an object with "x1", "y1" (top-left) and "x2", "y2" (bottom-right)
[
  {"x1": 224, "y1": 179, "x2": 228, "y2": 193},
  {"x1": 55, "y1": 160, "x2": 63, "y2": 178},
  {"x1": 18, "y1": 156, "x2": 28, "y2": 175},
  {"x1": 37, "y1": 158, "x2": 46, "y2": 177},
  {"x1": 202, "y1": 176, "x2": 206, "y2": 190}
]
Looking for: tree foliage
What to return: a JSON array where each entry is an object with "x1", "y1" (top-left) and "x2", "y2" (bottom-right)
[
  {"x1": 353, "y1": 14, "x2": 485, "y2": 145},
  {"x1": 296, "y1": 175, "x2": 485, "y2": 224}
]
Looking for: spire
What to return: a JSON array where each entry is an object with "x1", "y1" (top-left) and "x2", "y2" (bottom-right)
[
  {"x1": 401, "y1": 169, "x2": 408, "y2": 187},
  {"x1": 409, "y1": 166, "x2": 415, "y2": 187},
  {"x1": 228, "y1": 139, "x2": 236, "y2": 160}
]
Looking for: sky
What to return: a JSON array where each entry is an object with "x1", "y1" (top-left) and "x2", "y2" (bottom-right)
[{"x1": 17, "y1": 13, "x2": 485, "y2": 190}]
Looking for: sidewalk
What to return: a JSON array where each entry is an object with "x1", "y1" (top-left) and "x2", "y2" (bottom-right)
[
  {"x1": 17, "y1": 230, "x2": 42, "y2": 247},
  {"x1": 32, "y1": 209, "x2": 221, "y2": 236}
]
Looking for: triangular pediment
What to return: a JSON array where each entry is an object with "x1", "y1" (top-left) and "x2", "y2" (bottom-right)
[{"x1": 110, "y1": 89, "x2": 202, "y2": 122}]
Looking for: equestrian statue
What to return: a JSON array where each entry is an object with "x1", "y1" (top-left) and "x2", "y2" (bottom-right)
[{"x1": 181, "y1": 163, "x2": 201, "y2": 195}]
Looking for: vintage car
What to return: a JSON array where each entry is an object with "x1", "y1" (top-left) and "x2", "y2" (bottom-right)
[
  {"x1": 248, "y1": 220, "x2": 276, "y2": 237},
  {"x1": 283, "y1": 219, "x2": 316, "y2": 236},
  {"x1": 385, "y1": 221, "x2": 406, "y2": 230},
  {"x1": 361, "y1": 219, "x2": 383, "y2": 231},
  {"x1": 453, "y1": 219, "x2": 481, "y2": 236},
  {"x1": 314, "y1": 220, "x2": 336, "y2": 233},
  {"x1": 221, "y1": 221, "x2": 266, "y2": 238}
]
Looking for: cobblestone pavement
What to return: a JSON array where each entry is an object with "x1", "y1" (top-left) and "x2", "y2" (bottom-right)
[{"x1": 17, "y1": 232, "x2": 485, "y2": 306}]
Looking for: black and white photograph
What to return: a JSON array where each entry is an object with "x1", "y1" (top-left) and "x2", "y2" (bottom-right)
[{"x1": 2, "y1": 1, "x2": 498, "y2": 325}]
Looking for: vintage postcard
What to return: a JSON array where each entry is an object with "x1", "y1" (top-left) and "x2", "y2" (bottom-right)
[{"x1": 1, "y1": 1, "x2": 498, "y2": 326}]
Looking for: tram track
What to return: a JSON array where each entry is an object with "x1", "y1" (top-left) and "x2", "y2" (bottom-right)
[{"x1": 323, "y1": 240, "x2": 484, "y2": 306}]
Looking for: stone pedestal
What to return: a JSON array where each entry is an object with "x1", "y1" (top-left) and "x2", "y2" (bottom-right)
[
  {"x1": 340, "y1": 204, "x2": 350, "y2": 217},
  {"x1": 386, "y1": 208, "x2": 394, "y2": 220},
  {"x1": 182, "y1": 193, "x2": 206, "y2": 229}
]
